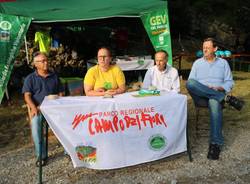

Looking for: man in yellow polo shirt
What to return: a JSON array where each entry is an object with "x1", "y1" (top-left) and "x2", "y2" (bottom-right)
[{"x1": 84, "y1": 47, "x2": 126, "y2": 96}]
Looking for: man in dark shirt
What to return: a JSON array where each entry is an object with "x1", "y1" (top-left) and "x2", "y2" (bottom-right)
[{"x1": 22, "y1": 52, "x2": 64, "y2": 166}]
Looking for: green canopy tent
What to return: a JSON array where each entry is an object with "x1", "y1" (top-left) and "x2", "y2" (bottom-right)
[
  {"x1": 0, "y1": 2, "x2": 189, "y2": 184},
  {"x1": 0, "y1": 0, "x2": 179, "y2": 176},
  {"x1": 0, "y1": 0, "x2": 167, "y2": 22},
  {"x1": 0, "y1": 0, "x2": 172, "y2": 104}
]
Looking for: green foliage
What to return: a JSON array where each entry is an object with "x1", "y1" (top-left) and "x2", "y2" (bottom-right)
[
  {"x1": 169, "y1": 0, "x2": 250, "y2": 34},
  {"x1": 190, "y1": 0, "x2": 234, "y2": 24}
]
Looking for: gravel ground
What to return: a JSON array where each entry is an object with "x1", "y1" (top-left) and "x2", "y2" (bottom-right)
[{"x1": 0, "y1": 72, "x2": 250, "y2": 184}]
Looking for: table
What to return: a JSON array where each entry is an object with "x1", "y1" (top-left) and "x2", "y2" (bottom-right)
[
  {"x1": 40, "y1": 91, "x2": 189, "y2": 169},
  {"x1": 115, "y1": 56, "x2": 154, "y2": 71},
  {"x1": 87, "y1": 56, "x2": 154, "y2": 71},
  {"x1": 229, "y1": 54, "x2": 250, "y2": 72},
  {"x1": 87, "y1": 56, "x2": 154, "y2": 82}
]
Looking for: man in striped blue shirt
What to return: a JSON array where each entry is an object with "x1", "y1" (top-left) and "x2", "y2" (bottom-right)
[{"x1": 186, "y1": 38, "x2": 244, "y2": 160}]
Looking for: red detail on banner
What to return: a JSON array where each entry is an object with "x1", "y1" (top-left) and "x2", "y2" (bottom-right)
[
  {"x1": 0, "y1": 0, "x2": 16, "y2": 2},
  {"x1": 72, "y1": 109, "x2": 168, "y2": 136},
  {"x1": 72, "y1": 112, "x2": 98, "y2": 129}
]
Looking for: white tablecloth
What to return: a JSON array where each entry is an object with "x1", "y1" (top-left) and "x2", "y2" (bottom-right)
[
  {"x1": 87, "y1": 56, "x2": 154, "y2": 71},
  {"x1": 40, "y1": 91, "x2": 187, "y2": 169},
  {"x1": 115, "y1": 57, "x2": 154, "y2": 71}
]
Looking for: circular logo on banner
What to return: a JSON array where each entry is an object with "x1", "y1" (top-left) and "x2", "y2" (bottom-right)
[
  {"x1": 137, "y1": 60, "x2": 144, "y2": 65},
  {"x1": 148, "y1": 134, "x2": 167, "y2": 151},
  {"x1": 0, "y1": 21, "x2": 12, "y2": 31}
]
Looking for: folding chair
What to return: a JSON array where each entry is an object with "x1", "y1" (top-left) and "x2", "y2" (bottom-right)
[
  {"x1": 194, "y1": 103, "x2": 209, "y2": 137},
  {"x1": 26, "y1": 105, "x2": 49, "y2": 162},
  {"x1": 26, "y1": 104, "x2": 49, "y2": 183},
  {"x1": 194, "y1": 102, "x2": 225, "y2": 137}
]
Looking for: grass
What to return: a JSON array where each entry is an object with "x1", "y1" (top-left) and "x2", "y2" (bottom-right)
[{"x1": 0, "y1": 93, "x2": 31, "y2": 153}]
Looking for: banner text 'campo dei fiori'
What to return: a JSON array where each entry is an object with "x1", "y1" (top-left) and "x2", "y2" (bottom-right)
[{"x1": 72, "y1": 106, "x2": 168, "y2": 135}]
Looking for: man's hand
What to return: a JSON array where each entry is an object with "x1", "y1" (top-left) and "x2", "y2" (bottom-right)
[
  {"x1": 215, "y1": 87, "x2": 225, "y2": 92},
  {"x1": 105, "y1": 89, "x2": 117, "y2": 96},
  {"x1": 208, "y1": 86, "x2": 225, "y2": 92},
  {"x1": 24, "y1": 92, "x2": 39, "y2": 118},
  {"x1": 30, "y1": 106, "x2": 39, "y2": 118},
  {"x1": 95, "y1": 88, "x2": 106, "y2": 92}
]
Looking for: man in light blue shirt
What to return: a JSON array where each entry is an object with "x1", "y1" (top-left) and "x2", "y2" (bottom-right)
[
  {"x1": 188, "y1": 53, "x2": 234, "y2": 93},
  {"x1": 186, "y1": 38, "x2": 244, "y2": 160}
]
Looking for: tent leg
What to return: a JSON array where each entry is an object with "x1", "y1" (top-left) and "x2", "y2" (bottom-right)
[
  {"x1": 24, "y1": 36, "x2": 30, "y2": 64},
  {"x1": 5, "y1": 87, "x2": 10, "y2": 100},
  {"x1": 38, "y1": 120, "x2": 43, "y2": 184},
  {"x1": 45, "y1": 122, "x2": 48, "y2": 159},
  {"x1": 186, "y1": 119, "x2": 193, "y2": 162}
]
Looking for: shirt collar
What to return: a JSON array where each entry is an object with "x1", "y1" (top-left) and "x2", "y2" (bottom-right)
[
  {"x1": 156, "y1": 64, "x2": 170, "y2": 74},
  {"x1": 35, "y1": 70, "x2": 53, "y2": 77},
  {"x1": 203, "y1": 56, "x2": 219, "y2": 63}
]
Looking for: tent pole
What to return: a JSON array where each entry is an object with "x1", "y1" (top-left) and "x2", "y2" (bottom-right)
[
  {"x1": 24, "y1": 36, "x2": 30, "y2": 64},
  {"x1": 5, "y1": 88, "x2": 9, "y2": 100}
]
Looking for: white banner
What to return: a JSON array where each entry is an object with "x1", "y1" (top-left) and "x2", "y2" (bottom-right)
[
  {"x1": 40, "y1": 92, "x2": 187, "y2": 169},
  {"x1": 115, "y1": 57, "x2": 154, "y2": 71},
  {"x1": 87, "y1": 56, "x2": 154, "y2": 71}
]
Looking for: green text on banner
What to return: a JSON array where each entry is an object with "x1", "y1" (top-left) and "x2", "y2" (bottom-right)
[
  {"x1": 0, "y1": 13, "x2": 31, "y2": 103},
  {"x1": 140, "y1": 6, "x2": 172, "y2": 65}
]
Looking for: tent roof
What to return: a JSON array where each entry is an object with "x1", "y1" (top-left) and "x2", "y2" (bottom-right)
[{"x1": 0, "y1": 0, "x2": 167, "y2": 23}]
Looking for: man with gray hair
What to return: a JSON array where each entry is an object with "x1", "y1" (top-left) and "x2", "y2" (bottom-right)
[{"x1": 22, "y1": 52, "x2": 64, "y2": 166}]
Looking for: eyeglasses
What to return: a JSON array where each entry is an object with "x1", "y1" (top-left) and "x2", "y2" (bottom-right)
[
  {"x1": 35, "y1": 59, "x2": 48, "y2": 63},
  {"x1": 32, "y1": 51, "x2": 48, "y2": 58},
  {"x1": 98, "y1": 55, "x2": 111, "y2": 60}
]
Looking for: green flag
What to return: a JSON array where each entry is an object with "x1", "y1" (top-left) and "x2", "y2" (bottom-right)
[
  {"x1": 140, "y1": 6, "x2": 173, "y2": 65},
  {"x1": 0, "y1": 13, "x2": 31, "y2": 103}
]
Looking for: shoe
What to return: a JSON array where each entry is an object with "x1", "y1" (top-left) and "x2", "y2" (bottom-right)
[
  {"x1": 207, "y1": 144, "x2": 221, "y2": 160},
  {"x1": 64, "y1": 150, "x2": 71, "y2": 159},
  {"x1": 35, "y1": 158, "x2": 47, "y2": 167},
  {"x1": 225, "y1": 95, "x2": 244, "y2": 111}
]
